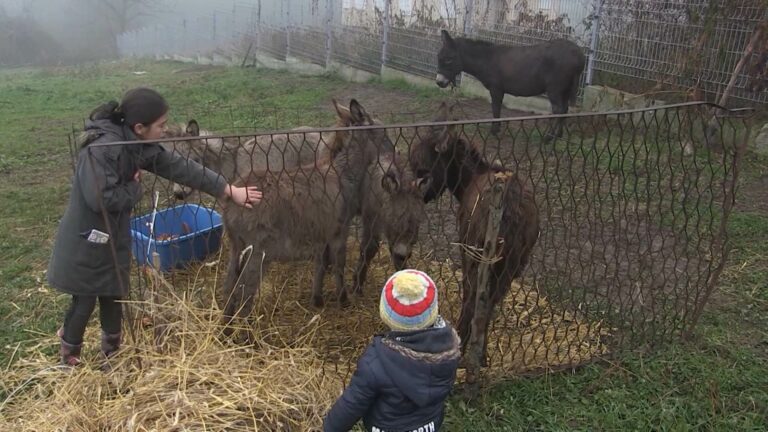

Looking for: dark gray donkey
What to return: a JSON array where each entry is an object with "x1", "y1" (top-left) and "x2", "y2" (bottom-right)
[{"x1": 435, "y1": 30, "x2": 585, "y2": 137}]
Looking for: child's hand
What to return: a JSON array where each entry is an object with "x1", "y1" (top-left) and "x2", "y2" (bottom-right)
[
  {"x1": 225, "y1": 185, "x2": 263, "y2": 209},
  {"x1": 134, "y1": 170, "x2": 141, "y2": 182}
]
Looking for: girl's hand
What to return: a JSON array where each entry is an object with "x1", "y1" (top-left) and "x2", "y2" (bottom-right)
[
  {"x1": 134, "y1": 170, "x2": 141, "y2": 182},
  {"x1": 225, "y1": 185, "x2": 263, "y2": 209}
]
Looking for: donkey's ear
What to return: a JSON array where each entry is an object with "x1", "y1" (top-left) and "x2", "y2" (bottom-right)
[
  {"x1": 435, "y1": 134, "x2": 450, "y2": 153},
  {"x1": 186, "y1": 120, "x2": 200, "y2": 136},
  {"x1": 441, "y1": 30, "x2": 455, "y2": 48},
  {"x1": 416, "y1": 175, "x2": 433, "y2": 196},
  {"x1": 381, "y1": 170, "x2": 400, "y2": 194},
  {"x1": 447, "y1": 103, "x2": 461, "y2": 120},
  {"x1": 333, "y1": 98, "x2": 352, "y2": 121},
  {"x1": 435, "y1": 122, "x2": 457, "y2": 153},
  {"x1": 434, "y1": 101, "x2": 449, "y2": 122},
  {"x1": 349, "y1": 99, "x2": 371, "y2": 125}
]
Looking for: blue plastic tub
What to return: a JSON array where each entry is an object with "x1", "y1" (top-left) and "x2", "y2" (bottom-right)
[{"x1": 130, "y1": 203, "x2": 224, "y2": 272}]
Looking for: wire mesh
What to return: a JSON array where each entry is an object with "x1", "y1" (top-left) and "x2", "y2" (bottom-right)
[
  {"x1": 116, "y1": 0, "x2": 767, "y2": 107},
  {"x1": 330, "y1": 24, "x2": 383, "y2": 74},
  {"x1": 73, "y1": 101, "x2": 749, "y2": 386}
]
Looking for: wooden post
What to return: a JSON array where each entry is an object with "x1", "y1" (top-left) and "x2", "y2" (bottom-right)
[{"x1": 464, "y1": 176, "x2": 505, "y2": 398}]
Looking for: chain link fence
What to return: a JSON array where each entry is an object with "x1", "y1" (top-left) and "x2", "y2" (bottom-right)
[
  {"x1": 70, "y1": 101, "x2": 750, "y2": 387},
  {"x1": 118, "y1": 0, "x2": 766, "y2": 107}
]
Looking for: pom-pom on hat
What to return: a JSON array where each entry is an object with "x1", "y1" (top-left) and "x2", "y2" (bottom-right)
[{"x1": 379, "y1": 269, "x2": 439, "y2": 331}]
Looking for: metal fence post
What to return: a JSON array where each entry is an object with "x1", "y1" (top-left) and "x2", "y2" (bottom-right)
[
  {"x1": 256, "y1": 0, "x2": 262, "y2": 56},
  {"x1": 325, "y1": 0, "x2": 333, "y2": 69},
  {"x1": 585, "y1": 0, "x2": 603, "y2": 86},
  {"x1": 154, "y1": 25, "x2": 159, "y2": 58},
  {"x1": 381, "y1": 0, "x2": 391, "y2": 75},
  {"x1": 458, "y1": 0, "x2": 475, "y2": 87},
  {"x1": 182, "y1": 19, "x2": 187, "y2": 55},
  {"x1": 463, "y1": 0, "x2": 474, "y2": 36},
  {"x1": 232, "y1": 1, "x2": 237, "y2": 42},
  {"x1": 285, "y1": 0, "x2": 292, "y2": 59}
]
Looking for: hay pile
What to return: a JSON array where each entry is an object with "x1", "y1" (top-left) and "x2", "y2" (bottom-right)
[
  {"x1": 0, "y1": 285, "x2": 343, "y2": 431},
  {"x1": 0, "y1": 239, "x2": 610, "y2": 431},
  {"x1": 245, "y1": 243, "x2": 612, "y2": 380}
]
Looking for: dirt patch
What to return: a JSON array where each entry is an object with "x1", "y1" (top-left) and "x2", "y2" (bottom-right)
[
  {"x1": 172, "y1": 64, "x2": 227, "y2": 74},
  {"x1": 736, "y1": 172, "x2": 768, "y2": 214},
  {"x1": 323, "y1": 83, "x2": 533, "y2": 123}
]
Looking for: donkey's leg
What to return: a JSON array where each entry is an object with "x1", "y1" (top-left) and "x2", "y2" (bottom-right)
[
  {"x1": 456, "y1": 258, "x2": 477, "y2": 355},
  {"x1": 489, "y1": 89, "x2": 505, "y2": 136},
  {"x1": 222, "y1": 252, "x2": 265, "y2": 335},
  {"x1": 544, "y1": 92, "x2": 568, "y2": 145},
  {"x1": 220, "y1": 235, "x2": 245, "y2": 328},
  {"x1": 311, "y1": 245, "x2": 330, "y2": 308},
  {"x1": 478, "y1": 270, "x2": 513, "y2": 368},
  {"x1": 329, "y1": 228, "x2": 350, "y2": 307},
  {"x1": 353, "y1": 221, "x2": 380, "y2": 295},
  {"x1": 238, "y1": 258, "x2": 267, "y2": 324},
  {"x1": 322, "y1": 244, "x2": 332, "y2": 271}
]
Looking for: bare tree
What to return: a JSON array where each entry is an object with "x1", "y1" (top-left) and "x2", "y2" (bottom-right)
[{"x1": 78, "y1": 0, "x2": 167, "y2": 54}]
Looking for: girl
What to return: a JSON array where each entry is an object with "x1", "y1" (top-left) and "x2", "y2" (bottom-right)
[{"x1": 47, "y1": 87, "x2": 261, "y2": 367}]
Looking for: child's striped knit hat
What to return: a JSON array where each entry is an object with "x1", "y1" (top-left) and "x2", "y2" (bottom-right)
[{"x1": 379, "y1": 269, "x2": 439, "y2": 331}]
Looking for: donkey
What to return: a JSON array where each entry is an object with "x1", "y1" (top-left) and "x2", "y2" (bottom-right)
[
  {"x1": 435, "y1": 29, "x2": 585, "y2": 138},
  {"x1": 410, "y1": 102, "x2": 540, "y2": 364},
  {"x1": 219, "y1": 99, "x2": 429, "y2": 328},
  {"x1": 164, "y1": 106, "x2": 352, "y2": 199}
]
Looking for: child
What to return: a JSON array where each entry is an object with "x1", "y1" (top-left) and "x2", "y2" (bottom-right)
[
  {"x1": 323, "y1": 269, "x2": 461, "y2": 432},
  {"x1": 47, "y1": 87, "x2": 262, "y2": 367}
]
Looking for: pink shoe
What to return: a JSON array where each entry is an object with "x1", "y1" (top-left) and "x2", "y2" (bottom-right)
[{"x1": 58, "y1": 327, "x2": 81, "y2": 367}]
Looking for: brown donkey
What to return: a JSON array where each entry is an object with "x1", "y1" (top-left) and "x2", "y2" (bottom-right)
[
  {"x1": 410, "y1": 102, "x2": 540, "y2": 363},
  {"x1": 219, "y1": 100, "x2": 428, "y2": 329},
  {"x1": 164, "y1": 103, "x2": 353, "y2": 200}
]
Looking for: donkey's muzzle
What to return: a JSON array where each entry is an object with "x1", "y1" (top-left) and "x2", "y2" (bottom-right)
[
  {"x1": 173, "y1": 189, "x2": 191, "y2": 200},
  {"x1": 435, "y1": 73, "x2": 452, "y2": 88},
  {"x1": 391, "y1": 244, "x2": 411, "y2": 270},
  {"x1": 392, "y1": 253, "x2": 409, "y2": 271}
]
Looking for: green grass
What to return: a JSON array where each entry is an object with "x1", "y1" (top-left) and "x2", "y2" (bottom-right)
[
  {"x1": 445, "y1": 337, "x2": 768, "y2": 431},
  {"x1": 0, "y1": 60, "x2": 766, "y2": 430}
]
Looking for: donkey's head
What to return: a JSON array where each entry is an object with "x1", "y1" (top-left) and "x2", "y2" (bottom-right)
[
  {"x1": 164, "y1": 119, "x2": 225, "y2": 200},
  {"x1": 436, "y1": 30, "x2": 463, "y2": 88},
  {"x1": 332, "y1": 98, "x2": 395, "y2": 165},
  {"x1": 410, "y1": 101, "x2": 463, "y2": 202},
  {"x1": 369, "y1": 153, "x2": 432, "y2": 269}
]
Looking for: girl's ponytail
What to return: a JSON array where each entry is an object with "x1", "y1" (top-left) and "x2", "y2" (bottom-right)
[{"x1": 89, "y1": 100, "x2": 125, "y2": 125}]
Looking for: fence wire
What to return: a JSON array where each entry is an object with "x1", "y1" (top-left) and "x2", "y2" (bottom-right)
[
  {"x1": 117, "y1": 0, "x2": 767, "y2": 107},
  {"x1": 73, "y1": 101, "x2": 749, "y2": 386}
]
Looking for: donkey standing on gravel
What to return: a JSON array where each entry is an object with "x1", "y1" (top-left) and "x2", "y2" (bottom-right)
[{"x1": 435, "y1": 29, "x2": 585, "y2": 138}]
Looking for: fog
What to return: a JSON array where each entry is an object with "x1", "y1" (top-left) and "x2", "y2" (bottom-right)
[{"x1": 0, "y1": 0, "x2": 242, "y2": 66}]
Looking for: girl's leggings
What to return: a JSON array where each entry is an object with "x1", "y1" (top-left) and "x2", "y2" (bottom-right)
[{"x1": 62, "y1": 295, "x2": 122, "y2": 345}]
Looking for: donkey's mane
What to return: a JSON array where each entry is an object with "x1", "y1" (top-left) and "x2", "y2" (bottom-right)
[{"x1": 456, "y1": 37, "x2": 495, "y2": 49}]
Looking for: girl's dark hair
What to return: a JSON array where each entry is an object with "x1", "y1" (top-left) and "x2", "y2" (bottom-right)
[{"x1": 89, "y1": 87, "x2": 169, "y2": 127}]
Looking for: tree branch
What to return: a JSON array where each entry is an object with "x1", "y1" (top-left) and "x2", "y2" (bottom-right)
[{"x1": 717, "y1": 18, "x2": 765, "y2": 106}]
